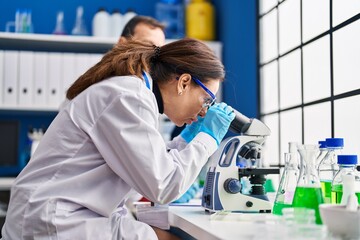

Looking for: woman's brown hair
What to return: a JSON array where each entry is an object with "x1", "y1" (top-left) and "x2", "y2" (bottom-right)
[{"x1": 66, "y1": 38, "x2": 225, "y2": 100}]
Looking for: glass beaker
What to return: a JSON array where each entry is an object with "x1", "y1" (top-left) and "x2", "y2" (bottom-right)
[
  {"x1": 273, "y1": 143, "x2": 300, "y2": 215},
  {"x1": 292, "y1": 144, "x2": 324, "y2": 224},
  {"x1": 318, "y1": 138, "x2": 343, "y2": 203}
]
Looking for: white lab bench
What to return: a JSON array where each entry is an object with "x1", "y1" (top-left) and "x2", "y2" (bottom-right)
[
  {"x1": 168, "y1": 206, "x2": 282, "y2": 239},
  {"x1": 168, "y1": 203, "x2": 328, "y2": 239},
  {"x1": 0, "y1": 178, "x2": 329, "y2": 239},
  {"x1": 169, "y1": 206, "x2": 244, "y2": 239}
]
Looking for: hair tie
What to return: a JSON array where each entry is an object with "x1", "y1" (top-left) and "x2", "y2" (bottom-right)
[{"x1": 153, "y1": 45, "x2": 161, "y2": 61}]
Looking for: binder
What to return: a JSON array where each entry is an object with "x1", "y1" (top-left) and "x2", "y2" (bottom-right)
[
  {"x1": 0, "y1": 51, "x2": 3, "y2": 106},
  {"x1": 75, "y1": 53, "x2": 91, "y2": 80},
  {"x1": 47, "y1": 52, "x2": 63, "y2": 108},
  {"x1": 18, "y1": 51, "x2": 34, "y2": 106},
  {"x1": 3, "y1": 51, "x2": 19, "y2": 106},
  {"x1": 61, "y1": 53, "x2": 76, "y2": 101},
  {"x1": 90, "y1": 53, "x2": 102, "y2": 67},
  {"x1": 33, "y1": 52, "x2": 48, "y2": 106}
]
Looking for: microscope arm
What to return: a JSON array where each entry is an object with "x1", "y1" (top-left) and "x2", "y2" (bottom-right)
[{"x1": 229, "y1": 109, "x2": 271, "y2": 137}]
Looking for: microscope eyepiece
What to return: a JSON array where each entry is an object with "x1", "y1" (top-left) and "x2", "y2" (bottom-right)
[{"x1": 229, "y1": 109, "x2": 251, "y2": 134}]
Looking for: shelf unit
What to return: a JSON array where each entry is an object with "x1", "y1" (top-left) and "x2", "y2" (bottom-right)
[{"x1": 0, "y1": 32, "x2": 117, "y2": 53}]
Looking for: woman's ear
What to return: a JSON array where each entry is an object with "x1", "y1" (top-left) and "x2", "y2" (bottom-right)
[{"x1": 176, "y1": 74, "x2": 192, "y2": 95}]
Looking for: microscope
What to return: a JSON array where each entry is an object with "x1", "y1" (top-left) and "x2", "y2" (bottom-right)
[{"x1": 201, "y1": 110, "x2": 279, "y2": 213}]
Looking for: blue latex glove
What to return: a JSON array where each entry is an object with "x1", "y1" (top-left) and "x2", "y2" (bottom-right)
[
  {"x1": 172, "y1": 183, "x2": 200, "y2": 203},
  {"x1": 199, "y1": 102, "x2": 235, "y2": 145},
  {"x1": 180, "y1": 116, "x2": 205, "y2": 143}
]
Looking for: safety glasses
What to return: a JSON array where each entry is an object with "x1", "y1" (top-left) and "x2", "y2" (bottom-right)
[
  {"x1": 191, "y1": 76, "x2": 217, "y2": 109},
  {"x1": 176, "y1": 75, "x2": 217, "y2": 109}
]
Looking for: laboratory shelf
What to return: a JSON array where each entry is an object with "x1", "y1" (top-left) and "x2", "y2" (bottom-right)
[
  {"x1": 0, "y1": 105, "x2": 58, "y2": 112},
  {"x1": 0, "y1": 32, "x2": 117, "y2": 53},
  {"x1": 0, "y1": 177, "x2": 15, "y2": 191},
  {"x1": 0, "y1": 32, "x2": 222, "y2": 54}
]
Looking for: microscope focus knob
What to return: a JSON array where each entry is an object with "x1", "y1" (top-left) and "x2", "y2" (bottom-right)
[{"x1": 224, "y1": 178, "x2": 241, "y2": 194}]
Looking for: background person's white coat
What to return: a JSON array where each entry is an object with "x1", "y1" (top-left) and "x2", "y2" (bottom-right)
[{"x1": 1, "y1": 74, "x2": 217, "y2": 239}]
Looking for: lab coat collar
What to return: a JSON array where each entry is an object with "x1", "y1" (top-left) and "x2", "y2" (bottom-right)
[
  {"x1": 152, "y1": 81, "x2": 164, "y2": 114},
  {"x1": 143, "y1": 71, "x2": 164, "y2": 114}
]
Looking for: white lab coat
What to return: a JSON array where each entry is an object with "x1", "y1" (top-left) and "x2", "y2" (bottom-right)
[{"x1": 1, "y1": 74, "x2": 217, "y2": 240}]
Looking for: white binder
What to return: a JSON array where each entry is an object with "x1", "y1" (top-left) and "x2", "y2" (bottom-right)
[
  {"x1": 89, "y1": 53, "x2": 102, "y2": 67},
  {"x1": 3, "y1": 51, "x2": 19, "y2": 106},
  {"x1": 0, "y1": 51, "x2": 3, "y2": 106},
  {"x1": 75, "y1": 53, "x2": 91, "y2": 80},
  {"x1": 18, "y1": 51, "x2": 34, "y2": 106},
  {"x1": 61, "y1": 53, "x2": 76, "y2": 101},
  {"x1": 47, "y1": 52, "x2": 63, "y2": 108},
  {"x1": 33, "y1": 52, "x2": 48, "y2": 106}
]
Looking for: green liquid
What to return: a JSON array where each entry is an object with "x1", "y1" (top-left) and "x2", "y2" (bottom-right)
[
  {"x1": 320, "y1": 180, "x2": 332, "y2": 203},
  {"x1": 331, "y1": 184, "x2": 342, "y2": 204},
  {"x1": 273, "y1": 202, "x2": 292, "y2": 215},
  {"x1": 292, "y1": 186, "x2": 324, "y2": 224},
  {"x1": 331, "y1": 184, "x2": 360, "y2": 204}
]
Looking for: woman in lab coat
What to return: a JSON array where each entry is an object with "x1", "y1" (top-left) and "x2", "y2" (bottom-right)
[{"x1": 1, "y1": 38, "x2": 235, "y2": 240}]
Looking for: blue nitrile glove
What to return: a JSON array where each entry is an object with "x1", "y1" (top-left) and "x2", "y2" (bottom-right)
[
  {"x1": 173, "y1": 183, "x2": 200, "y2": 203},
  {"x1": 199, "y1": 102, "x2": 235, "y2": 145},
  {"x1": 180, "y1": 116, "x2": 205, "y2": 143}
]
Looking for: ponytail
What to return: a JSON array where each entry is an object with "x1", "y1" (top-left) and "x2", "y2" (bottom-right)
[{"x1": 66, "y1": 40, "x2": 156, "y2": 100}]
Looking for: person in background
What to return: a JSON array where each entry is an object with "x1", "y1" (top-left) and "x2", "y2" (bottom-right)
[
  {"x1": 118, "y1": 15, "x2": 166, "y2": 47},
  {"x1": 119, "y1": 15, "x2": 199, "y2": 204},
  {"x1": 1, "y1": 37, "x2": 235, "y2": 239}
]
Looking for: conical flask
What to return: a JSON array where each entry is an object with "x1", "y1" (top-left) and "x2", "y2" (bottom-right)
[
  {"x1": 292, "y1": 144, "x2": 324, "y2": 224},
  {"x1": 273, "y1": 142, "x2": 299, "y2": 215}
]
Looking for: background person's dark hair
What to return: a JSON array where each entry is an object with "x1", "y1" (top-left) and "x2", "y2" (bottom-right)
[{"x1": 121, "y1": 15, "x2": 165, "y2": 38}]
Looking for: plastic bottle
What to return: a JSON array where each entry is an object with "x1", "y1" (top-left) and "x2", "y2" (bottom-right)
[
  {"x1": 92, "y1": 7, "x2": 110, "y2": 37},
  {"x1": 186, "y1": 0, "x2": 215, "y2": 40},
  {"x1": 273, "y1": 142, "x2": 300, "y2": 215},
  {"x1": 110, "y1": 9, "x2": 123, "y2": 38},
  {"x1": 72, "y1": 6, "x2": 88, "y2": 36},
  {"x1": 331, "y1": 155, "x2": 360, "y2": 204},
  {"x1": 53, "y1": 11, "x2": 66, "y2": 35},
  {"x1": 122, "y1": 9, "x2": 137, "y2": 30},
  {"x1": 318, "y1": 138, "x2": 343, "y2": 203},
  {"x1": 156, "y1": 0, "x2": 185, "y2": 39}
]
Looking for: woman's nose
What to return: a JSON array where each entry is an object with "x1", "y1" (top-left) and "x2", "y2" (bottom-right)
[{"x1": 199, "y1": 107, "x2": 208, "y2": 117}]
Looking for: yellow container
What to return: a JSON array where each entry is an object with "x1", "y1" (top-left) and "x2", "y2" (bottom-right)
[{"x1": 186, "y1": 0, "x2": 215, "y2": 41}]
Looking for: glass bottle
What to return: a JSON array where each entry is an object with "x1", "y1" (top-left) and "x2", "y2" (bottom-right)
[
  {"x1": 53, "y1": 11, "x2": 66, "y2": 35},
  {"x1": 292, "y1": 144, "x2": 324, "y2": 224},
  {"x1": 318, "y1": 138, "x2": 343, "y2": 203},
  {"x1": 331, "y1": 155, "x2": 360, "y2": 204},
  {"x1": 71, "y1": 6, "x2": 88, "y2": 36},
  {"x1": 273, "y1": 142, "x2": 300, "y2": 215},
  {"x1": 316, "y1": 140, "x2": 327, "y2": 168}
]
